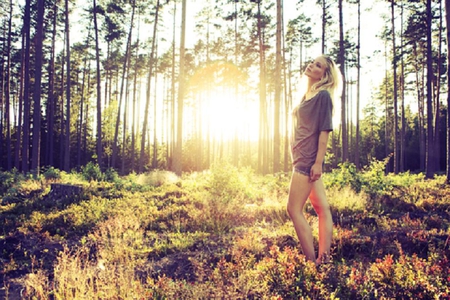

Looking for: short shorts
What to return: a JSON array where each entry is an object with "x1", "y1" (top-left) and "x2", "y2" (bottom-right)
[
  {"x1": 293, "y1": 164, "x2": 311, "y2": 176},
  {"x1": 293, "y1": 162, "x2": 325, "y2": 177}
]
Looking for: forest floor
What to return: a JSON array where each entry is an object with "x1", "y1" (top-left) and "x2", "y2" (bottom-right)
[{"x1": 1, "y1": 164, "x2": 450, "y2": 299}]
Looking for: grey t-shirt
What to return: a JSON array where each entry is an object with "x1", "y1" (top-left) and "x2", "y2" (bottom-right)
[{"x1": 291, "y1": 90, "x2": 333, "y2": 168}]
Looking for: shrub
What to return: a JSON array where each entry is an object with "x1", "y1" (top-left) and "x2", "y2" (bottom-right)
[
  {"x1": 325, "y1": 162, "x2": 362, "y2": 192},
  {"x1": 359, "y1": 156, "x2": 393, "y2": 197},
  {"x1": 43, "y1": 166, "x2": 61, "y2": 181},
  {"x1": 326, "y1": 157, "x2": 397, "y2": 199},
  {"x1": 81, "y1": 162, "x2": 103, "y2": 181},
  {"x1": 0, "y1": 169, "x2": 22, "y2": 195},
  {"x1": 104, "y1": 167, "x2": 119, "y2": 183},
  {"x1": 207, "y1": 161, "x2": 260, "y2": 203}
]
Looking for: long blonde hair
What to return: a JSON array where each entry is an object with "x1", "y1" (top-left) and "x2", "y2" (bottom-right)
[{"x1": 300, "y1": 55, "x2": 343, "y2": 104}]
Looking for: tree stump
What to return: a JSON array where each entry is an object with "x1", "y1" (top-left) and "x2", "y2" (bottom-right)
[{"x1": 49, "y1": 183, "x2": 83, "y2": 199}]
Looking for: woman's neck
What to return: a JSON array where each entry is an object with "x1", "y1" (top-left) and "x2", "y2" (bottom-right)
[{"x1": 306, "y1": 77, "x2": 319, "y2": 93}]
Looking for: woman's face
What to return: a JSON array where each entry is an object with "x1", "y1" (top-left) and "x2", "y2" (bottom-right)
[{"x1": 304, "y1": 56, "x2": 327, "y2": 82}]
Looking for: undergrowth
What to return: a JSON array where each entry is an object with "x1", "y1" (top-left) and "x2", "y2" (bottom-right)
[{"x1": 1, "y1": 159, "x2": 449, "y2": 299}]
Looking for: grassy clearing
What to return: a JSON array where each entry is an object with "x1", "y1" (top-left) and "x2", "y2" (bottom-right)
[{"x1": 1, "y1": 161, "x2": 449, "y2": 299}]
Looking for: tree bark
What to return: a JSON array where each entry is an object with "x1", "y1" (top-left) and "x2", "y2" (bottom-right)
[
  {"x1": 425, "y1": 0, "x2": 434, "y2": 178},
  {"x1": 112, "y1": 0, "x2": 135, "y2": 170},
  {"x1": 31, "y1": 0, "x2": 45, "y2": 175},
  {"x1": 152, "y1": 57, "x2": 159, "y2": 169},
  {"x1": 391, "y1": 0, "x2": 399, "y2": 174},
  {"x1": 78, "y1": 32, "x2": 91, "y2": 169},
  {"x1": 5, "y1": 0, "x2": 13, "y2": 170},
  {"x1": 169, "y1": 1, "x2": 177, "y2": 170},
  {"x1": 257, "y1": 0, "x2": 268, "y2": 174},
  {"x1": 338, "y1": 0, "x2": 347, "y2": 162},
  {"x1": 400, "y1": 2, "x2": 405, "y2": 172},
  {"x1": 321, "y1": 0, "x2": 327, "y2": 54},
  {"x1": 21, "y1": 0, "x2": 31, "y2": 173},
  {"x1": 445, "y1": 0, "x2": 450, "y2": 183},
  {"x1": 93, "y1": 0, "x2": 103, "y2": 169},
  {"x1": 173, "y1": 0, "x2": 186, "y2": 176},
  {"x1": 130, "y1": 16, "x2": 141, "y2": 172},
  {"x1": 64, "y1": 0, "x2": 71, "y2": 171},
  {"x1": 140, "y1": 0, "x2": 160, "y2": 173},
  {"x1": 434, "y1": 1, "x2": 443, "y2": 173},
  {"x1": 355, "y1": 0, "x2": 361, "y2": 169},
  {"x1": 46, "y1": 1, "x2": 58, "y2": 167},
  {"x1": 14, "y1": 28, "x2": 25, "y2": 170},
  {"x1": 273, "y1": 0, "x2": 282, "y2": 173}
]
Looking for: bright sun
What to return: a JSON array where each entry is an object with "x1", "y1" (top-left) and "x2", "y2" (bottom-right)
[{"x1": 199, "y1": 88, "x2": 260, "y2": 142}]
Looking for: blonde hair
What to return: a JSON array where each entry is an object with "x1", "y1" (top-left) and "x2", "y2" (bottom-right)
[{"x1": 302, "y1": 55, "x2": 343, "y2": 104}]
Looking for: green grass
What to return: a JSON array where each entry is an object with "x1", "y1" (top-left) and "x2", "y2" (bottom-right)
[{"x1": 1, "y1": 161, "x2": 449, "y2": 299}]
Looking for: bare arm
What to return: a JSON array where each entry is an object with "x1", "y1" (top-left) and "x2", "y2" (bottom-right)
[{"x1": 310, "y1": 131, "x2": 330, "y2": 181}]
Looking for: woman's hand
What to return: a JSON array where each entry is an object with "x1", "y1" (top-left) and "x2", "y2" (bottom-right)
[{"x1": 310, "y1": 162, "x2": 323, "y2": 182}]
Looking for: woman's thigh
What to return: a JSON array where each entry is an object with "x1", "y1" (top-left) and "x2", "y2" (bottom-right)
[
  {"x1": 288, "y1": 171, "x2": 313, "y2": 211},
  {"x1": 309, "y1": 179, "x2": 330, "y2": 212}
]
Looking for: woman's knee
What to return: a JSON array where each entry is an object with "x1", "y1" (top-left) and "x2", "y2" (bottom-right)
[
  {"x1": 287, "y1": 199, "x2": 305, "y2": 219},
  {"x1": 311, "y1": 200, "x2": 331, "y2": 217},
  {"x1": 286, "y1": 201, "x2": 297, "y2": 218}
]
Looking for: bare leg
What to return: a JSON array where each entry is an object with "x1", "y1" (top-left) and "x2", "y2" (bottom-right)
[
  {"x1": 287, "y1": 171, "x2": 315, "y2": 261},
  {"x1": 309, "y1": 178, "x2": 333, "y2": 264}
]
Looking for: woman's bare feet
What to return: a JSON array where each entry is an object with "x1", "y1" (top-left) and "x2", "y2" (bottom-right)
[{"x1": 316, "y1": 253, "x2": 331, "y2": 266}]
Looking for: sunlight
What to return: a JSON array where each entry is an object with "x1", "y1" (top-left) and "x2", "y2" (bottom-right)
[{"x1": 201, "y1": 88, "x2": 260, "y2": 142}]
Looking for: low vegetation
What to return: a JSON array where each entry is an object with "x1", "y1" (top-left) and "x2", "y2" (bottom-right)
[{"x1": 1, "y1": 160, "x2": 449, "y2": 299}]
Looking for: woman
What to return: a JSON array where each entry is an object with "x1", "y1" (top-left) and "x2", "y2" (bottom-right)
[{"x1": 287, "y1": 55, "x2": 342, "y2": 265}]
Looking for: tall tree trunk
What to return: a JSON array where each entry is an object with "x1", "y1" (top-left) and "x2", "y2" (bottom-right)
[
  {"x1": 122, "y1": 80, "x2": 130, "y2": 174},
  {"x1": 338, "y1": 0, "x2": 347, "y2": 162},
  {"x1": 425, "y1": 0, "x2": 434, "y2": 178},
  {"x1": 384, "y1": 41, "x2": 391, "y2": 172},
  {"x1": 152, "y1": 58, "x2": 159, "y2": 169},
  {"x1": 173, "y1": 0, "x2": 186, "y2": 176},
  {"x1": 21, "y1": 0, "x2": 31, "y2": 173},
  {"x1": 130, "y1": 17, "x2": 140, "y2": 172},
  {"x1": 60, "y1": 48, "x2": 65, "y2": 169},
  {"x1": 355, "y1": 0, "x2": 361, "y2": 169},
  {"x1": 112, "y1": 0, "x2": 135, "y2": 170},
  {"x1": 169, "y1": 1, "x2": 177, "y2": 170},
  {"x1": 445, "y1": 0, "x2": 450, "y2": 183},
  {"x1": 84, "y1": 60, "x2": 91, "y2": 167},
  {"x1": 5, "y1": 0, "x2": 13, "y2": 170},
  {"x1": 78, "y1": 33, "x2": 90, "y2": 169},
  {"x1": 412, "y1": 43, "x2": 426, "y2": 170},
  {"x1": 140, "y1": 0, "x2": 160, "y2": 173},
  {"x1": 15, "y1": 28, "x2": 25, "y2": 170},
  {"x1": 93, "y1": 0, "x2": 103, "y2": 169},
  {"x1": 321, "y1": 0, "x2": 327, "y2": 54},
  {"x1": 31, "y1": 0, "x2": 45, "y2": 175},
  {"x1": 64, "y1": 0, "x2": 71, "y2": 171},
  {"x1": 273, "y1": 0, "x2": 282, "y2": 173},
  {"x1": 283, "y1": 19, "x2": 292, "y2": 172},
  {"x1": 400, "y1": 1, "x2": 406, "y2": 172},
  {"x1": 0, "y1": 28, "x2": 4, "y2": 170},
  {"x1": 391, "y1": 0, "x2": 399, "y2": 173},
  {"x1": 104, "y1": 43, "x2": 110, "y2": 106},
  {"x1": 47, "y1": 1, "x2": 58, "y2": 167},
  {"x1": 257, "y1": 0, "x2": 268, "y2": 174},
  {"x1": 434, "y1": 0, "x2": 443, "y2": 172}
]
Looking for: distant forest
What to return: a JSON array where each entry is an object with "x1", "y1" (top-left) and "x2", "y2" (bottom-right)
[{"x1": 0, "y1": 0, "x2": 449, "y2": 178}]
